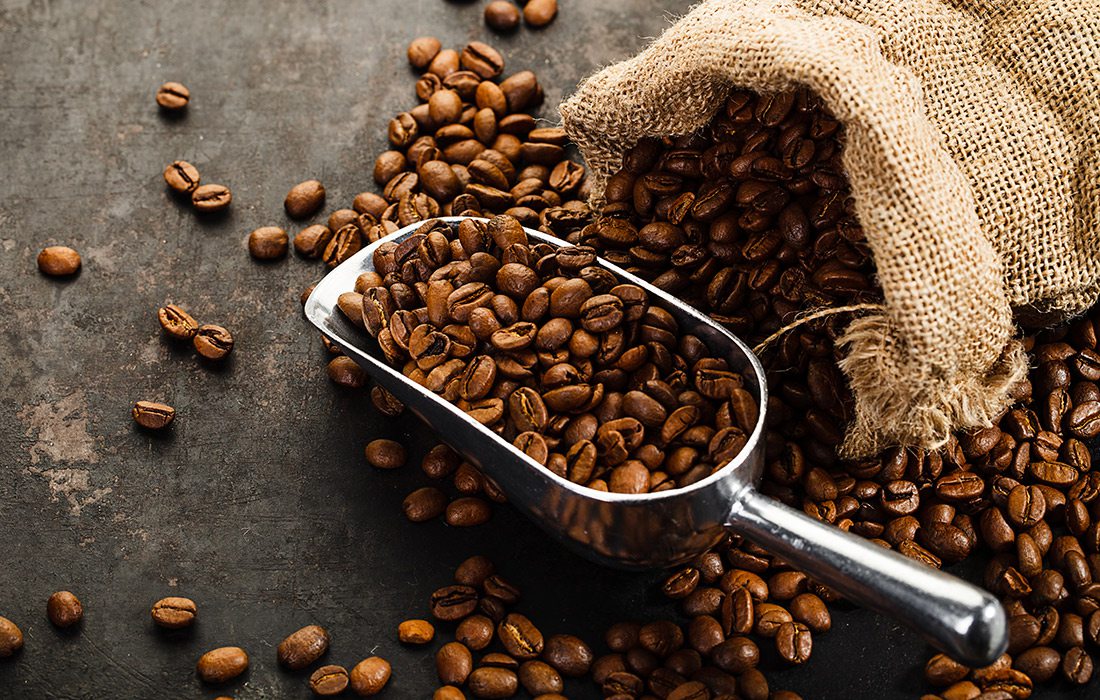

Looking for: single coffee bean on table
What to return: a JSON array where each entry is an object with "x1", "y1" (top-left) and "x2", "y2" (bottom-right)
[
  {"x1": 45, "y1": 591, "x2": 82, "y2": 629},
  {"x1": 277, "y1": 624, "x2": 330, "y2": 670},
  {"x1": 523, "y1": 0, "x2": 558, "y2": 28},
  {"x1": 132, "y1": 401, "x2": 175, "y2": 430},
  {"x1": 151, "y1": 596, "x2": 197, "y2": 628},
  {"x1": 295, "y1": 224, "x2": 334, "y2": 259},
  {"x1": 155, "y1": 81, "x2": 190, "y2": 110},
  {"x1": 285, "y1": 179, "x2": 326, "y2": 219},
  {"x1": 248, "y1": 226, "x2": 288, "y2": 260},
  {"x1": 398, "y1": 619, "x2": 435, "y2": 644},
  {"x1": 0, "y1": 617, "x2": 22, "y2": 657},
  {"x1": 163, "y1": 160, "x2": 200, "y2": 193},
  {"x1": 194, "y1": 324, "x2": 234, "y2": 360},
  {"x1": 407, "y1": 36, "x2": 442, "y2": 70},
  {"x1": 310, "y1": 664, "x2": 350, "y2": 696},
  {"x1": 484, "y1": 1, "x2": 521, "y2": 32},
  {"x1": 191, "y1": 183, "x2": 232, "y2": 212},
  {"x1": 364, "y1": 438, "x2": 406, "y2": 469},
  {"x1": 158, "y1": 304, "x2": 199, "y2": 340},
  {"x1": 196, "y1": 646, "x2": 249, "y2": 684},
  {"x1": 349, "y1": 656, "x2": 392, "y2": 696},
  {"x1": 37, "y1": 246, "x2": 81, "y2": 276},
  {"x1": 327, "y1": 356, "x2": 367, "y2": 388}
]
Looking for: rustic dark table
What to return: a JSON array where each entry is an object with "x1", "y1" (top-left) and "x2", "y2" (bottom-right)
[{"x1": 0, "y1": 1, "x2": 1090, "y2": 698}]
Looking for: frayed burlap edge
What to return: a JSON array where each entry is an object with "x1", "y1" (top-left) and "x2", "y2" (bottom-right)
[{"x1": 837, "y1": 314, "x2": 1028, "y2": 457}]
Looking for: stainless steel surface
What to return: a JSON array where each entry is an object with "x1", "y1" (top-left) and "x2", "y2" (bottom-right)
[{"x1": 305, "y1": 217, "x2": 1008, "y2": 666}]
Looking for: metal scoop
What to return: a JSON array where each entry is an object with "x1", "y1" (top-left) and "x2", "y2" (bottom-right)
[{"x1": 305, "y1": 216, "x2": 1007, "y2": 666}]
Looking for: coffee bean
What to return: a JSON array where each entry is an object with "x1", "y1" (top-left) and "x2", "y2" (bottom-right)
[
  {"x1": 1063, "y1": 646, "x2": 1093, "y2": 684},
  {"x1": 327, "y1": 356, "x2": 367, "y2": 388},
  {"x1": 158, "y1": 304, "x2": 199, "y2": 340},
  {"x1": 277, "y1": 625, "x2": 330, "y2": 670},
  {"x1": 398, "y1": 619, "x2": 435, "y2": 645},
  {"x1": 46, "y1": 591, "x2": 82, "y2": 628},
  {"x1": 151, "y1": 596, "x2": 197, "y2": 628},
  {"x1": 248, "y1": 226, "x2": 288, "y2": 260},
  {"x1": 461, "y1": 42, "x2": 505, "y2": 80},
  {"x1": 156, "y1": 81, "x2": 189, "y2": 109},
  {"x1": 434, "y1": 687, "x2": 466, "y2": 700},
  {"x1": 194, "y1": 324, "x2": 234, "y2": 360},
  {"x1": 468, "y1": 667, "x2": 519, "y2": 699},
  {"x1": 1068, "y1": 401, "x2": 1100, "y2": 439},
  {"x1": 437, "y1": 641, "x2": 473, "y2": 685},
  {"x1": 350, "y1": 656, "x2": 391, "y2": 696},
  {"x1": 403, "y1": 487, "x2": 447, "y2": 522},
  {"x1": 37, "y1": 246, "x2": 81, "y2": 276},
  {"x1": 310, "y1": 665, "x2": 350, "y2": 696},
  {"x1": 518, "y1": 660, "x2": 562, "y2": 696},
  {"x1": 775, "y1": 621, "x2": 812, "y2": 664},
  {"x1": 456, "y1": 614, "x2": 495, "y2": 651},
  {"x1": 132, "y1": 401, "x2": 175, "y2": 430},
  {"x1": 285, "y1": 179, "x2": 326, "y2": 219},
  {"x1": 164, "y1": 160, "x2": 200, "y2": 193},
  {"x1": 192, "y1": 184, "x2": 232, "y2": 212},
  {"x1": 445, "y1": 497, "x2": 492, "y2": 526},
  {"x1": 498, "y1": 613, "x2": 544, "y2": 659},
  {"x1": 430, "y1": 585, "x2": 478, "y2": 621},
  {"x1": 925, "y1": 653, "x2": 969, "y2": 686},
  {"x1": 455, "y1": 555, "x2": 495, "y2": 586},
  {"x1": 197, "y1": 646, "x2": 249, "y2": 684},
  {"x1": 485, "y1": 1, "x2": 521, "y2": 32},
  {"x1": 523, "y1": 0, "x2": 558, "y2": 28},
  {"x1": 408, "y1": 37, "x2": 442, "y2": 70},
  {"x1": 364, "y1": 438, "x2": 406, "y2": 469},
  {"x1": 0, "y1": 617, "x2": 23, "y2": 657}
]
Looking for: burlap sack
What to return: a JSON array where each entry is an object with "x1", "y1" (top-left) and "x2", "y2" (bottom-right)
[{"x1": 560, "y1": 0, "x2": 1100, "y2": 457}]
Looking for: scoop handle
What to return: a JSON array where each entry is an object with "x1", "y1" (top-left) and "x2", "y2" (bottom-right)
[{"x1": 727, "y1": 488, "x2": 1006, "y2": 667}]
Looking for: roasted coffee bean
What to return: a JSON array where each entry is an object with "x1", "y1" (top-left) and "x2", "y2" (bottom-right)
[
  {"x1": 431, "y1": 585, "x2": 479, "y2": 621},
  {"x1": 327, "y1": 356, "x2": 367, "y2": 388},
  {"x1": 285, "y1": 179, "x2": 326, "y2": 219},
  {"x1": 46, "y1": 591, "x2": 82, "y2": 628},
  {"x1": 132, "y1": 401, "x2": 175, "y2": 430},
  {"x1": 925, "y1": 653, "x2": 970, "y2": 686},
  {"x1": 0, "y1": 617, "x2": 22, "y2": 658},
  {"x1": 1063, "y1": 646, "x2": 1093, "y2": 684},
  {"x1": 775, "y1": 621, "x2": 812, "y2": 664},
  {"x1": 164, "y1": 160, "x2": 200, "y2": 193},
  {"x1": 248, "y1": 226, "x2": 288, "y2": 260},
  {"x1": 37, "y1": 246, "x2": 82, "y2": 276},
  {"x1": 158, "y1": 304, "x2": 199, "y2": 340},
  {"x1": 523, "y1": 0, "x2": 558, "y2": 28},
  {"x1": 310, "y1": 665, "x2": 350, "y2": 696},
  {"x1": 485, "y1": 1, "x2": 521, "y2": 32},
  {"x1": 156, "y1": 81, "x2": 189, "y2": 109},
  {"x1": 446, "y1": 497, "x2": 492, "y2": 526},
  {"x1": 151, "y1": 597, "x2": 196, "y2": 628},
  {"x1": 437, "y1": 641, "x2": 474, "y2": 685},
  {"x1": 468, "y1": 667, "x2": 519, "y2": 698},
  {"x1": 518, "y1": 660, "x2": 562, "y2": 696},
  {"x1": 396, "y1": 619, "x2": 435, "y2": 645},
  {"x1": 365, "y1": 438, "x2": 406, "y2": 469},
  {"x1": 1014, "y1": 646, "x2": 1060, "y2": 683},
  {"x1": 194, "y1": 324, "x2": 234, "y2": 360},
  {"x1": 197, "y1": 646, "x2": 249, "y2": 684},
  {"x1": 295, "y1": 225, "x2": 334, "y2": 259},
  {"x1": 541, "y1": 634, "x2": 593, "y2": 676},
  {"x1": 350, "y1": 656, "x2": 392, "y2": 696},
  {"x1": 192, "y1": 184, "x2": 232, "y2": 212},
  {"x1": 499, "y1": 613, "x2": 544, "y2": 659},
  {"x1": 457, "y1": 614, "x2": 495, "y2": 651},
  {"x1": 408, "y1": 36, "x2": 442, "y2": 70},
  {"x1": 404, "y1": 487, "x2": 447, "y2": 522},
  {"x1": 277, "y1": 625, "x2": 330, "y2": 670}
]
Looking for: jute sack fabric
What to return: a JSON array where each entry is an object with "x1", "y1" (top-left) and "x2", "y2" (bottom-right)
[{"x1": 560, "y1": 0, "x2": 1100, "y2": 457}]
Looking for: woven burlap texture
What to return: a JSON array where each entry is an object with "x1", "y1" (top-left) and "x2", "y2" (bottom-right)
[{"x1": 560, "y1": 0, "x2": 1100, "y2": 457}]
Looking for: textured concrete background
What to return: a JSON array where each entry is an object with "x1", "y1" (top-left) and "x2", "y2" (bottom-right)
[{"x1": 0, "y1": 1, "x2": 1089, "y2": 698}]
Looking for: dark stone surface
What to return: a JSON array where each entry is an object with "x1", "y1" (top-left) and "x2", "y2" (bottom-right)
[{"x1": 0, "y1": 1, "x2": 1091, "y2": 698}]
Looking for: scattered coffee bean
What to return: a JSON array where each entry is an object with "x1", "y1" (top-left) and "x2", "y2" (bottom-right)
[
  {"x1": 485, "y1": 1, "x2": 521, "y2": 32},
  {"x1": 164, "y1": 160, "x2": 200, "y2": 193},
  {"x1": 192, "y1": 184, "x2": 232, "y2": 212},
  {"x1": 285, "y1": 180, "x2": 326, "y2": 219},
  {"x1": 132, "y1": 401, "x2": 175, "y2": 430},
  {"x1": 37, "y1": 246, "x2": 81, "y2": 276},
  {"x1": 523, "y1": 0, "x2": 558, "y2": 28},
  {"x1": 158, "y1": 304, "x2": 199, "y2": 340},
  {"x1": 151, "y1": 597, "x2": 197, "y2": 628},
  {"x1": 468, "y1": 666, "x2": 519, "y2": 699},
  {"x1": 197, "y1": 646, "x2": 249, "y2": 684},
  {"x1": 277, "y1": 624, "x2": 330, "y2": 670},
  {"x1": 310, "y1": 664, "x2": 350, "y2": 696},
  {"x1": 404, "y1": 486, "x2": 447, "y2": 522},
  {"x1": 408, "y1": 36, "x2": 443, "y2": 70},
  {"x1": 0, "y1": 617, "x2": 22, "y2": 658},
  {"x1": 350, "y1": 656, "x2": 392, "y2": 696},
  {"x1": 328, "y1": 356, "x2": 367, "y2": 388},
  {"x1": 437, "y1": 641, "x2": 474, "y2": 685},
  {"x1": 248, "y1": 226, "x2": 289, "y2": 260},
  {"x1": 46, "y1": 591, "x2": 82, "y2": 628},
  {"x1": 156, "y1": 81, "x2": 190, "y2": 110},
  {"x1": 194, "y1": 324, "x2": 234, "y2": 360},
  {"x1": 365, "y1": 438, "x2": 406, "y2": 469},
  {"x1": 445, "y1": 497, "x2": 492, "y2": 526},
  {"x1": 295, "y1": 225, "x2": 334, "y2": 259},
  {"x1": 399, "y1": 619, "x2": 436, "y2": 644}
]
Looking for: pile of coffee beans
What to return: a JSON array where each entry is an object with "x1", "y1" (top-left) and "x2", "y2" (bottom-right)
[{"x1": 343, "y1": 214, "x2": 759, "y2": 494}]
